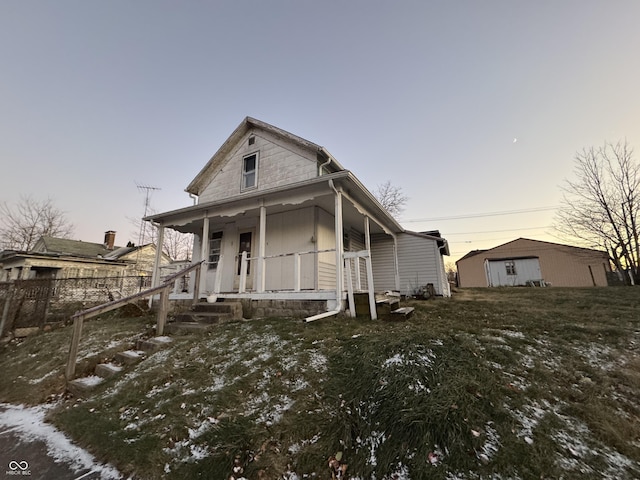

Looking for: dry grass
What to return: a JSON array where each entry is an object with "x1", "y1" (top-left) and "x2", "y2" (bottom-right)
[{"x1": 2, "y1": 287, "x2": 640, "y2": 479}]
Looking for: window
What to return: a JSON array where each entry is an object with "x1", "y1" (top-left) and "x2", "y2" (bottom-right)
[
  {"x1": 505, "y1": 261, "x2": 516, "y2": 276},
  {"x1": 242, "y1": 153, "x2": 258, "y2": 190},
  {"x1": 209, "y1": 231, "x2": 223, "y2": 269}
]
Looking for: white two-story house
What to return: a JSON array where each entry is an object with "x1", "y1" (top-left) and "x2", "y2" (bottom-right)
[{"x1": 145, "y1": 117, "x2": 449, "y2": 319}]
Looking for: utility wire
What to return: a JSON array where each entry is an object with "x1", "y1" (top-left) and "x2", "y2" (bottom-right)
[
  {"x1": 443, "y1": 225, "x2": 552, "y2": 236},
  {"x1": 401, "y1": 206, "x2": 558, "y2": 223}
]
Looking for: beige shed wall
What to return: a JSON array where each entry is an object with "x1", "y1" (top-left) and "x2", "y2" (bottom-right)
[{"x1": 457, "y1": 239, "x2": 610, "y2": 287}]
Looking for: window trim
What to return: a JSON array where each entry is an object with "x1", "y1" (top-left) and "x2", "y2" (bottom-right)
[
  {"x1": 241, "y1": 152, "x2": 259, "y2": 191},
  {"x1": 505, "y1": 260, "x2": 517, "y2": 276},
  {"x1": 209, "y1": 231, "x2": 223, "y2": 269}
]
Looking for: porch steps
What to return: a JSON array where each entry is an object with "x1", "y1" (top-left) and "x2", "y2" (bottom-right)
[
  {"x1": 389, "y1": 306, "x2": 415, "y2": 320},
  {"x1": 353, "y1": 292, "x2": 414, "y2": 320},
  {"x1": 165, "y1": 301, "x2": 242, "y2": 335},
  {"x1": 67, "y1": 337, "x2": 173, "y2": 398}
]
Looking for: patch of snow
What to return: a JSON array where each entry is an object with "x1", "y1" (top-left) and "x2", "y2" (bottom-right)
[
  {"x1": 477, "y1": 422, "x2": 500, "y2": 463},
  {"x1": 308, "y1": 350, "x2": 328, "y2": 373},
  {"x1": 27, "y1": 370, "x2": 56, "y2": 384},
  {"x1": 76, "y1": 375, "x2": 104, "y2": 387},
  {"x1": 153, "y1": 336, "x2": 173, "y2": 343},
  {"x1": 0, "y1": 403, "x2": 121, "y2": 479}
]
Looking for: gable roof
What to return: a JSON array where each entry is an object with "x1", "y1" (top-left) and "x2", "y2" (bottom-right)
[
  {"x1": 32, "y1": 236, "x2": 117, "y2": 258},
  {"x1": 457, "y1": 238, "x2": 608, "y2": 264},
  {"x1": 185, "y1": 116, "x2": 345, "y2": 196}
]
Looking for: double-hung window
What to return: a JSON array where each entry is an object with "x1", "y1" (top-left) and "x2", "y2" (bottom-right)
[
  {"x1": 242, "y1": 153, "x2": 258, "y2": 190},
  {"x1": 209, "y1": 231, "x2": 223, "y2": 269}
]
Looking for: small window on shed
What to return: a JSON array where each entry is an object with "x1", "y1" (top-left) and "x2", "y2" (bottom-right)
[{"x1": 505, "y1": 260, "x2": 516, "y2": 276}]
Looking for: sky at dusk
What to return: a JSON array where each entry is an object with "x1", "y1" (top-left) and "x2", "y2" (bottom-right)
[{"x1": 1, "y1": 1, "x2": 639, "y2": 263}]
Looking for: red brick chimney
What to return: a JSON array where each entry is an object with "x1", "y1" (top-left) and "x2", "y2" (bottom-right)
[{"x1": 104, "y1": 230, "x2": 116, "y2": 250}]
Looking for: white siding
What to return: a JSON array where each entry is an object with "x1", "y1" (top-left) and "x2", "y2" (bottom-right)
[
  {"x1": 396, "y1": 233, "x2": 449, "y2": 297},
  {"x1": 370, "y1": 234, "x2": 397, "y2": 292},
  {"x1": 264, "y1": 207, "x2": 315, "y2": 290},
  {"x1": 317, "y1": 208, "x2": 336, "y2": 290},
  {"x1": 198, "y1": 129, "x2": 319, "y2": 204}
]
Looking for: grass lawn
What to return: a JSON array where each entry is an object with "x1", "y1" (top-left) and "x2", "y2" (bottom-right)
[{"x1": 1, "y1": 287, "x2": 640, "y2": 479}]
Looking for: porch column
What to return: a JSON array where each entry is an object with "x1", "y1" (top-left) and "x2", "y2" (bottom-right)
[
  {"x1": 257, "y1": 205, "x2": 266, "y2": 293},
  {"x1": 151, "y1": 223, "x2": 165, "y2": 288},
  {"x1": 392, "y1": 233, "x2": 400, "y2": 291},
  {"x1": 334, "y1": 188, "x2": 344, "y2": 307},
  {"x1": 200, "y1": 215, "x2": 210, "y2": 295},
  {"x1": 363, "y1": 216, "x2": 377, "y2": 320}
]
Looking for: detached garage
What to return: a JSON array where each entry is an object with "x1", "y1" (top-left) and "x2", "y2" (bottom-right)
[
  {"x1": 484, "y1": 256, "x2": 542, "y2": 287},
  {"x1": 457, "y1": 238, "x2": 611, "y2": 288}
]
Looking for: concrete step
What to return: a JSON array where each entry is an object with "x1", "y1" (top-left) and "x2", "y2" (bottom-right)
[
  {"x1": 164, "y1": 322, "x2": 218, "y2": 335},
  {"x1": 389, "y1": 306, "x2": 415, "y2": 320},
  {"x1": 67, "y1": 375, "x2": 104, "y2": 398},
  {"x1": 95, "y1": 362, "x2": 124, "y2": 379},
  {"x1": 173, "y1": 312, "x2": 227, "y2": 324},
  {"x1": 136, "y1": 336, "x2": 173, "y2": 352},
  {"x1": 115, "y1": 349, "x2": 147, "y2": 365},
  {"x1": 193, "y1": 302, "x2": 242, "y2": 317}
]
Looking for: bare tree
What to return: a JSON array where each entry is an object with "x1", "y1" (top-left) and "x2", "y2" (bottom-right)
[
  {"x1": 555, "y1": 140, "x2": 640, "y2": 285},
  {"x1": 129, "y1": 210, "x2": 193, "y2": 262},
  {"x1": 161, "y1": 228, "x2": 193, "y2": 261},
  {"x1": 373, "y1": 181, "x2": 408, "y2": 218},
  {"x1": 0, "y1": 196, "x2": 75, "y2": 251}
]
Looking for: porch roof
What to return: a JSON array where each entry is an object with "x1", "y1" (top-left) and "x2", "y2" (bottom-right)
[{"x1": 145, "y1": 171, "x2": 404, "y2": 236}]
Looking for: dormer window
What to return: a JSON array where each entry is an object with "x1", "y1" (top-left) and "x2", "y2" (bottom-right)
[{"x1": 242, "y1": 153, "x2": 258, "y2": 190}]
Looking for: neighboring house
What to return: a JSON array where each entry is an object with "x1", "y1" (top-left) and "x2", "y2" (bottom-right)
[
  {"x1": 0, "y1": 231, "x2": 171, "y2": 282},
  {"x1": 456, "y1": 238, "x2": 611, "y2": 288},
  {"x1": 145, "y1": 117, "x2": 450, "y2": 318}
]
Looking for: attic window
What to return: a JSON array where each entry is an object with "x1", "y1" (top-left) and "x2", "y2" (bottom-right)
[
  {"x1": 248, "y1": 136, "x2": 255, "y2": 146},
  {"x1": 242, "y1": 153, "x2": 258, "y2": 190}
]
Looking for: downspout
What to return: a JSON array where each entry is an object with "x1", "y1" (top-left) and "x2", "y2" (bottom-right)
[
  {"x1": 317, "y1": 149, "x2": 332, "y2": 176},
  {"x1": 305, "y1": 179, "x2": 344, "y2": 322},
  {"x1": 189, "y1": 193, "x2": 198, "y2": 205}
]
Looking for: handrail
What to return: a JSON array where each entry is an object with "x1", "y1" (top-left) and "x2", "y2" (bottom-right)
[
  {"x1": 243, "y1": 248, "x2": 336, "y2": 261},
  {"x1": 65, "y1": 261, "x2": 204, "y2": 380}
]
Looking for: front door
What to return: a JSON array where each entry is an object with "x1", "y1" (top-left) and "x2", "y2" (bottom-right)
[{"x1": 235, "y1": 230, "x2": 254, "y2": 290}]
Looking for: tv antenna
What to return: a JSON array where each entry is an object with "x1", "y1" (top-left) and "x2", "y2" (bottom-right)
[{"x1": 136, "y1": 182, "x2": 161, "y2": 247}]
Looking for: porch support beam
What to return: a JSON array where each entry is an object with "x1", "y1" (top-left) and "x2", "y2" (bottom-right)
[
  {"x1": 392, "y1": 233, "x2": 400, "y2": 291},
  {"x1": 200, "y1": 215, "x2": 210, "y2": 296},
  {"x1": 364, "y1": 215, "x2": 377, "y2": 319},
  {"x1": 151, "y1": 223, "x2": 165, "y2": 289},
  {"x1": 257, "y1": 204, "x2": 266, "y2": 293},
  {"x1": 149, "y1": 222, "x2": 165, "y2": 309},
  {"x1": 333, "y1": 185, "x2": 344, "y2": 309}
]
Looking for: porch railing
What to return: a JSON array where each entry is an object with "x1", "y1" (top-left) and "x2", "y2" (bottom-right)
[
  {"x1": 65, "y1": 261, "x2": 204, "y2": 379},
  {"x1": 235, "y1": 249, "x2": 337, "y2": 293}
]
